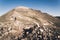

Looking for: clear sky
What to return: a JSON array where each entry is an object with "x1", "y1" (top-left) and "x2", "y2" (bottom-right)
[{"x1": 0, "y1": 0, "x2": 60, "y2": 16}]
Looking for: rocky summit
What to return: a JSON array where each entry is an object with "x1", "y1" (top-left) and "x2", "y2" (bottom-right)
[{"x1": 0, "y1": 6, "x2": 60, "y2": 40}]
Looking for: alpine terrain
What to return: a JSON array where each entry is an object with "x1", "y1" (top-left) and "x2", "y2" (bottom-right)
[{"x1": 0, "y1": 6, "x2": 60, "y2": 40}]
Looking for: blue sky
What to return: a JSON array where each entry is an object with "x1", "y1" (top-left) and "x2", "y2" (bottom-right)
[{"x1": 0, "y1": 0, "x2": 60, "y2": 16}]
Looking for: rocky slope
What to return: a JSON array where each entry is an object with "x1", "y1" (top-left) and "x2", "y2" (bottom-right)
[{"x1": 0, "y1": 6, "x2": 60, "y2": 40}]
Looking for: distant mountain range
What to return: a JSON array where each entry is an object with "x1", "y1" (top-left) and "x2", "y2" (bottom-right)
[
  {"x1": 55, "y1": 16, "x2": 60, "y2": 19},
  {"x1": 0, "y1": 6, "x2": 60, "y2": 40}
]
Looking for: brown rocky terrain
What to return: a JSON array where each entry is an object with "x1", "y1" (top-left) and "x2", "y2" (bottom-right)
[{"x1": 0, "y1": 6, "x2": 60, "y2": 40}]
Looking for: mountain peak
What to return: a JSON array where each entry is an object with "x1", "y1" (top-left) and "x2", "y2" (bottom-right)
[
  {"x1": 15, "y1": 6, "x2": 29, "y2": 10},
  {"x1": 0, "y1": 6, "x2": 60, "y2": 40}
]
